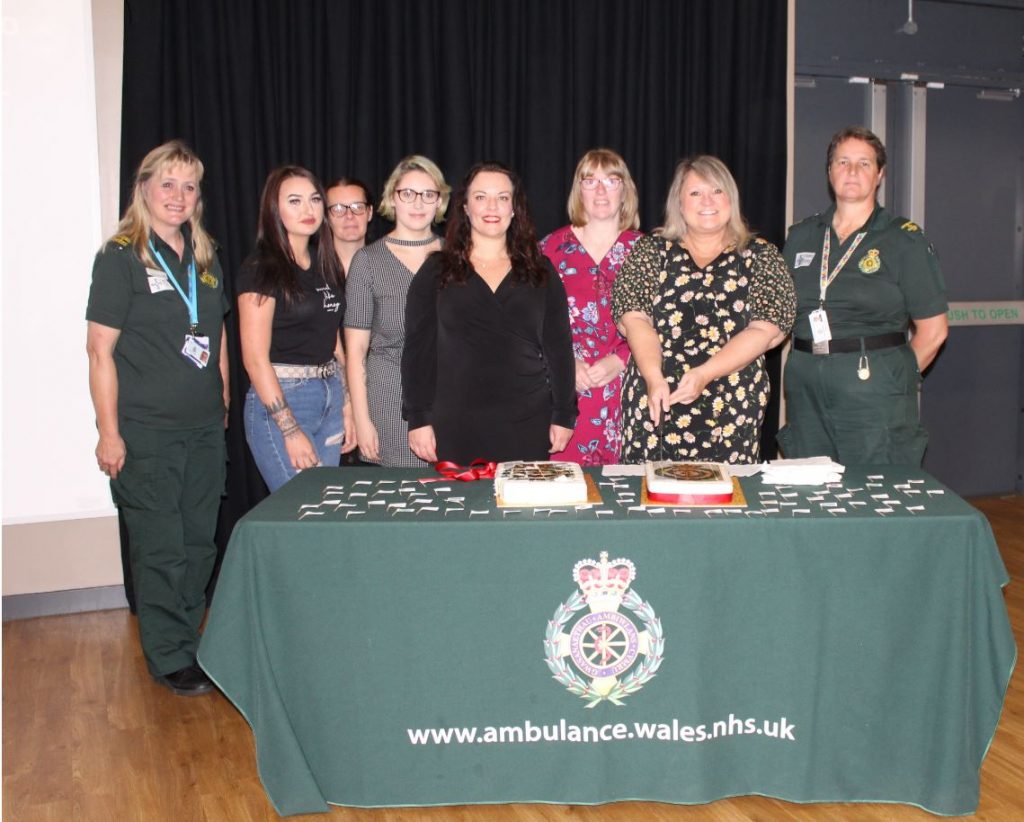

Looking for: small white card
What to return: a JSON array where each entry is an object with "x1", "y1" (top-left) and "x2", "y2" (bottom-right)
[
  {"x1": 794, "y1": 252, "x2": 815, "y2": 268},
  {"x1": 146, "y1": 268, "x2": 174, "y2": 293}
]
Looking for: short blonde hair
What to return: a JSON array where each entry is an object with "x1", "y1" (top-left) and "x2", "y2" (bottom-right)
[
  {"x1": 378, "y1": 154, "x2": 450, "y2": 222},
  {"x1": 566, "y1": 148, "x2": 640, "y2": 231},
  {"x1": 112, "y1": 140, "x2": 216, "y2": 270},
  {"x1": 657, "y1": 155, "x2": 752, "y2": 251}
]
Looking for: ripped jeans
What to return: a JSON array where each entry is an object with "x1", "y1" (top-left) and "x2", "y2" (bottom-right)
[{"x1": 244, "y1": 372, "x2": 345, "y2": 492}]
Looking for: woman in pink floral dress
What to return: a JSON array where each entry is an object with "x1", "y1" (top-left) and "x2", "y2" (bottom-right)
[{"x1": 540, "y1": 149, "x2": 642, "y2": 464}]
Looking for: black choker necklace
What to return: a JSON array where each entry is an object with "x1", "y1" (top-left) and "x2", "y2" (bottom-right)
[{"x1": 385, "y1": 235, "x2": 437, "y2": 247}]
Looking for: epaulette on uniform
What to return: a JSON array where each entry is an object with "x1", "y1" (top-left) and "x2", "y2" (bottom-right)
[
  {"x1": 791, "y1": 211, "x2": 826, "y2": 231},
  {"x1": 111, "y1": 234, "x2": 131, "y2": 249}
]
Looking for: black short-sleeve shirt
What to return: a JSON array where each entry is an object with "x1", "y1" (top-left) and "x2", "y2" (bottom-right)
[{"x1": 236, "y1": 249, "x2": 344, "y2": 364}]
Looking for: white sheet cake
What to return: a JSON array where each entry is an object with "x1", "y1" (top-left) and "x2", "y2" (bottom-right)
[
  {"x1": 645, "y1": 461, "x2": 733, "y2": 498},
  {"x1": 494, "y1": 461, "x2": 588, "y2": 506}
]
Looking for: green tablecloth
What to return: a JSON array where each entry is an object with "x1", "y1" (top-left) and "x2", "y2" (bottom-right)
[{"x1": 198, "y1": 466, "x2": 1016, "y2": 816}]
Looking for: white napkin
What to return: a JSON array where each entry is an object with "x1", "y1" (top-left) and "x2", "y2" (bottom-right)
[{"x1": 761, "y1": 456, "x2": 845, "y2": 486}]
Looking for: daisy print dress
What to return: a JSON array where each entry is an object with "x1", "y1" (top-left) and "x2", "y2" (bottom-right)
[{"x1": 612, "y1": 234, "x2": 795, "y2": 464}]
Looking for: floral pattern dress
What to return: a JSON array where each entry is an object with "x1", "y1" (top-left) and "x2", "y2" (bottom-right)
[
  {"x1": 540, "y1": 225, "x2": 642, "y2": 464},
  {"x1": 611, "y1": 234, "x2": 796, "y2": 464}
]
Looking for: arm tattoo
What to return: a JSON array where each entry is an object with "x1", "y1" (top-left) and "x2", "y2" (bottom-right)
[
  {"x1": 267, "y1": 397, "x2": 302, "y2": 438},
  {"x1": 266, "y1": 397, "x2": 289, "y2": 415}
]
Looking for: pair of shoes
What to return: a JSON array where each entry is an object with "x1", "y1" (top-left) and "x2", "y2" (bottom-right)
[{"x1": 154, "y1": 665, "x2": 214, "y2": 696}]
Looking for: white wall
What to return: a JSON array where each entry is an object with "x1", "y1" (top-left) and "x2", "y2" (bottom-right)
[{"x1": 2, "y1": 0, "x2": 124, "y2": 594}]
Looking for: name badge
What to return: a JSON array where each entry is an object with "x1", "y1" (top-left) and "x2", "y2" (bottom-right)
[
  {"x1": 181, "y1": 334, "x2": 211, "y2": 369},
  {"x1": 809, "y1": 308, "x2": 832, "y2": 345},
  {"x1": 794, "y1": 252, "x2": 815, "y2": 269},
  {"x1": 146, "y1": 268, "x2": 174, "y2": 294}
]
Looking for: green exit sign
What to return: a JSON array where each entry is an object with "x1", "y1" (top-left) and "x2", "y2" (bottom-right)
[{"x1": 946, "y1": 302, "x2": 1024, "y2": 327}]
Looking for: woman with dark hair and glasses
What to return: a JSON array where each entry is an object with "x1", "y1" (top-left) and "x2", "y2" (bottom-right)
[
  {"x1": 326, "y1": 177, "x2": 374, "y2": 276},
  {"x1": 238, "y1": 165, "x2": 354, "y2": 492},
  {"x1": 344, "y1": 156, "x2": 449, "y2": 466},
  {"x1": 402, "y1": 161, "x2": 577, "y2": 464},
  {"x1": 778, "y1": 126, "x2": 947, "y2": 465},
  {"x1": 540, "y1": 148, "x2": 643, "y2": 465}
]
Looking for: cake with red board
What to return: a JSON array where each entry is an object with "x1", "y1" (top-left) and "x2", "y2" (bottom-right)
[{"x1": 643, "y1": 460, "x2": 736, "y2": 504}]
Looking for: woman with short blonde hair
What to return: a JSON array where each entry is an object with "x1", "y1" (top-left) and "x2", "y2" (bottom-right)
[
  {"x1": 344, "y1": 155, "x2": 450, "y2": 466},
  {"x1": 613, "y1": 155, "x2": 795, "y2": 464}
]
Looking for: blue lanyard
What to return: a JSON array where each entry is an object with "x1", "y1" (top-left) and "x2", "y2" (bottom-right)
[{"x1": 148, "y1": 240, "x2": 198, "y2": 332}]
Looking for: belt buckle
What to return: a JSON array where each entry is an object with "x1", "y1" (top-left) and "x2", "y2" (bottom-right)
[
  {"x1": 319, "y1": 363, "x2": 333, "y2": 379},
  {"x1": 811, "y1": 340, "x2": 830, "y2": 355}
]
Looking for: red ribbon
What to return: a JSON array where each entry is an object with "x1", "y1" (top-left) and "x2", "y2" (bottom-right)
[
  {"x1": 647, "y1": 490, "x2": 734, "y2": 505},
  {"x1": 420, "y1": 459, "x2": 498, "y2": 483}
]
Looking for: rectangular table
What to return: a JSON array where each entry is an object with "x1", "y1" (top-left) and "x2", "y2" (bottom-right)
[{"x1": 198, "y1": 466, "x2": 1016, "y2": 816}]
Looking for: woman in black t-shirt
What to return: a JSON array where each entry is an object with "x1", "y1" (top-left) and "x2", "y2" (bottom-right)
[{"x1": 239, "y1": 166, "x2": 355, "y2": 492}]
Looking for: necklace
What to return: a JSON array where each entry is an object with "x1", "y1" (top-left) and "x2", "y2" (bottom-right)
[
  {"x1": 472, "y1": 254, "x2": 510, "y2": 272},
  {"x1": 385, "y1": 234, "x2": 438, "y2": 247}
]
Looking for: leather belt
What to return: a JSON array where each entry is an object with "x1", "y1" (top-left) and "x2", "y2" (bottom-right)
[
  {"x1": 793, "y1": 332, "x2": 906, "y2": 355},
  {"x1": 272, "y1": 361, "x2": 338, "y2": 379}
]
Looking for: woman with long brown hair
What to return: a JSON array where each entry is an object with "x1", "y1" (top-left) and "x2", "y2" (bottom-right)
[
  {"x1": 238, "y1": 165, "x2": 354, "y2": 492},
  {"x1": 402, "y1": 161, "x2": 576, "y2": 464}
]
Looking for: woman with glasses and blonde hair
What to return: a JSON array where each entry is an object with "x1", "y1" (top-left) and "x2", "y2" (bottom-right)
[
  {"x1": 239, "y1": 165, "x2": 354, "y2": 492},
  {"x1": 344, "y1": 155, "x2": 449, "y2": 466},
  {"x1": 86, "y1": 139, "x2": 228, "y2": 696},
  {"x1": 613, "y1": 155, "x2": 796, "y2": 464},
  {"x1": 540, "y1": 148, "x2": 642, "y2": 464}
]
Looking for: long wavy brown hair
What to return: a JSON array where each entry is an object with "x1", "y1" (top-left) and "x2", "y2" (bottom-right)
[{"x1": 439, "y1": 161, "x2": 548, "y2": 288}]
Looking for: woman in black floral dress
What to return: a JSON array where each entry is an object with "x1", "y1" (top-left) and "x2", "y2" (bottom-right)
[{"x1": 612, "y1": 156, "x2": 796, "y2": 464}]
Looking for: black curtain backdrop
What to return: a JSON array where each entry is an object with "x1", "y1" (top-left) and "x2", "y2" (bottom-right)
[{"x1": 119, "y1": 0, "x2": 788, "y2": 557}]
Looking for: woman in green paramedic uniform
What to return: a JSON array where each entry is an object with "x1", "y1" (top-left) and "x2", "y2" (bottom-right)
[
  {"x1": 86, "y1": 140, "x2": 228, "y2": 697},
  {"x1": 778, "y1": 126, "x2": 948, "y2": 465}
]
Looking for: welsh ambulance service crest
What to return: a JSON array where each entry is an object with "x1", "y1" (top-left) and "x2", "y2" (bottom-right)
[{"x1": 544, "y1": 552, "x2": 664, "y2": 707}]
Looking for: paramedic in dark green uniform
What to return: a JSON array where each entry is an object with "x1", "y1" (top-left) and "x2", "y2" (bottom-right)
[
  {"x1": 86, "y1": 140, "x2": 228, "y2": 696},
  {"x1": 778, "y1": 126, "x2": 948, "y2": 465}
]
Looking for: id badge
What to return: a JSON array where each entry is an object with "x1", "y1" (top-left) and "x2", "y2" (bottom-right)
[
  {"x1": 146, "y1": 268, "x2": 174, "y2": 294},
  {"x1": 182, "y1": 334, "x2": 211, "y2": 368},
  {"x1": 809, "y1": 308, "x2": 832, "y2": 344}
]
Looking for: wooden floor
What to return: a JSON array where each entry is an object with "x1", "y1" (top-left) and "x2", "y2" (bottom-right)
[{"x1": 4, "y1": 495, "x2": 1023, "y2": 822}]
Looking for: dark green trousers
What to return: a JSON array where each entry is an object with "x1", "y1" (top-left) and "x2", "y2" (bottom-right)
[
  {"x1": 778, "y1": 345, "x2": 928, "y2": 466},
  {"x1": 111, "y1": 420, "x2": 225, "y2": 676}
]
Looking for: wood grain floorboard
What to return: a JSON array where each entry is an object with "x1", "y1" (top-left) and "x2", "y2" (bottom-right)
[{"x1": 4, "y1": 494, "x2": 1022, "y2": 821}]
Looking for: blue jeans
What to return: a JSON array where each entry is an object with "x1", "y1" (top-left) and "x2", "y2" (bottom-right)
[{"x1": 244, "y1": 373, "x2": 344, "y2": 492}]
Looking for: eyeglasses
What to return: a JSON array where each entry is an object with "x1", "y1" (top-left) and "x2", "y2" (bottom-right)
[
  {"x1": 580, "y1": 176, "x2": 623, "y2": 191},
  {"x1": 328, "y1": 202, "x2": 369, "y2": 216},
  {"x1": 395, "y1": 188, "x2": 441, "y2": 204}
]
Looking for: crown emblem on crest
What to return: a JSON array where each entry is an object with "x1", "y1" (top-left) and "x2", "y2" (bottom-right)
[
  {"x1": 546, "y1": 551, "x2": 664, "y2": 707},
  {"x1": 572, "y1": 552, "x2": 636, "y2": 613}
]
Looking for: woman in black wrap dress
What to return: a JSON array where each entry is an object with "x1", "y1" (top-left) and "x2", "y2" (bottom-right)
[{"x1": 402, "y1": 162, "x2": 577, "y2": 464}]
